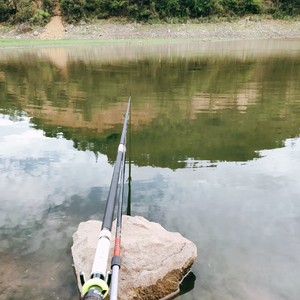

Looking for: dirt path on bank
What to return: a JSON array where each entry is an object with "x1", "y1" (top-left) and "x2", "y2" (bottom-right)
[
  {"x1": 0, "y1": 17, "x2": 300, "y2": 42},
  {"x1": 39, "y1": 16, "x2": 65, "y2": 39}
]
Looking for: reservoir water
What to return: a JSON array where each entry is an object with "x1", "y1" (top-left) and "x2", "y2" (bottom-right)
[{"x1": 1, "y1": 39, "x2": 300, "y2": 299}]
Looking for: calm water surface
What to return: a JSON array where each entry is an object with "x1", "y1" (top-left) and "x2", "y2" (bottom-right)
[{"x1": 1, "y1": 39, "x2": 300, "y2": 300}]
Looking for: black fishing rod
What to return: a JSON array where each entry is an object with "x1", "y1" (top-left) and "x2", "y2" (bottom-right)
[
  {"x1": 110, "y1": 125, "x2": 127, "y2": 300},
  {"x1": 80, "y1": 98, "x2": 131, "y2": 300},
  {"x1": 126, "y1": 104, "x2": 132, "y2": 217}
]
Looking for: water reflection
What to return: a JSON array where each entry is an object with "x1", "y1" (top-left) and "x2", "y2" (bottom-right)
[
  {"x1": 0, "y1": 40, "x2": 300, "y2": 300},
  {"x1": 0, "y1": 115, "x2": 113, "y2": 299},
  {"x1": 1, "y1": 41, "x2": 300, "y2": 168},
  {"x1": 131, "y1": 138, "x2": 300, "y2": 300}
]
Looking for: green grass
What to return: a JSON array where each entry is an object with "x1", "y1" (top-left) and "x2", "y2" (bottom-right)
[
  {"x1": 0, "y1": 38, "x2": 108, "y2": 48},
  {"x1": 0, "y1": 36, "x2": 203, "y2": 49}
]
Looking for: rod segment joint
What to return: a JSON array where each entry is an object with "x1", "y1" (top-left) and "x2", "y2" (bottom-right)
[{"x1": 118, "y1": 144, "x2": 126, "y2": 153}]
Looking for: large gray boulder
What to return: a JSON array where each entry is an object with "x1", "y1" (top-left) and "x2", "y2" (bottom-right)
[{"x1": 72, "y1": 216, "x2": 197, "y2": 299}]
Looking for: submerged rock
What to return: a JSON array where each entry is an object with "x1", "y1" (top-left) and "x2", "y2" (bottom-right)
[{"x1": 72, "y1": 216, "x2": 197, "y2": 299}]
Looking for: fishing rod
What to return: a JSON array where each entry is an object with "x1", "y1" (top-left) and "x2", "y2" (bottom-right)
[
  {"x1": 110, "y1": 124, "x2": 127, "y2": 300},
  {"x1": 126, "y1": 103, "x2": 132, "y2": 217},
  {"x1": 80, "y1": 98, "x2": 131, "y2": 300}
]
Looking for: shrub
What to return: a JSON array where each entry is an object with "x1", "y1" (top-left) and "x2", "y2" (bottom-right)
[
  {"x1": 182, "y1": 0, "x2": 217, "y2": 17},
  {"x1": 155, "y1": 0, "x2": 180, "y2": 18},
  {"x1": 30, "y1": 9, "x2": 51, "y2": 25},
  {"x1": 60, "y1": 0, "x2": 86, "y2": 23},
  {"x1": 0, "y1": 1, "x2": 10, "y2": 22},
  {"x1": 278, "y1": 0, "x2": 300, "y2": 15},
  {"x1": 242, "y1": 0, "x2": 263, "y2": 14},
  {"x1": 42, "y1": 0, "x2": 55, "y2": 14},
  {"x1": 1, "y1": 0, "x2": 51, "y2": 25},
  {"x1": 109, "y1": 0, "x2": 127, "y2": 16},
  {"x1": 13, "y1": 0, "x2": 35, "y2": 24},
  {"x1": 83, "y1": 0, "x2": 99, "y2": 16},
  {"x1": 217, "y1": 0, "x2": 262, "y2": 16},
  {"x1": 127, "y1": 0, "x2": 155, "y2": 21},
  {"x1": 219, "y1": 0, "x2": 240, "y2": 15}
]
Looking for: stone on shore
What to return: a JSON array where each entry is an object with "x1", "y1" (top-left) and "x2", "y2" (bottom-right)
[{"x1": 72, "y1": 216, "x2": 197, "y2": 300}]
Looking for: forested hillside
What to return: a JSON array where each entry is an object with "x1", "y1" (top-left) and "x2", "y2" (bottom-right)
[{"x1": 0, "y1": 0, "x2": 299, "y2": 25}]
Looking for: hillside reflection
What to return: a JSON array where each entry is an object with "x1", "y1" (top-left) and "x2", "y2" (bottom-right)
[{"x1": 1, "y1": 40, "x2": 300, "y2": 168}]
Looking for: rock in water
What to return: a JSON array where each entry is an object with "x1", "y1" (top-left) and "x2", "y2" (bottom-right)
[{"x1": 72, "y1": 216, "x2": 197, "y2": 299}]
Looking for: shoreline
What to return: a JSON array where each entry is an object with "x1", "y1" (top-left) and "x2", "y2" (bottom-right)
[{"x1": 0, "y1": 18, "x2": 300, "y2": 48}]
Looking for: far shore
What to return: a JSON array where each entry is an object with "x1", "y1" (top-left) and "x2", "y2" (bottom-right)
[{"x1": 0, "y1": 17, "x2": 300, "y2": 48}]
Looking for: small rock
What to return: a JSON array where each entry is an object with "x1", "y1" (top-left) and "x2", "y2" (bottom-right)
[
  {"x1": 33, "y1": 31, "x2": 39, "y2": 36},
  {"x1": 17, "y1": 23, "x2": 32, "y2": 33}
]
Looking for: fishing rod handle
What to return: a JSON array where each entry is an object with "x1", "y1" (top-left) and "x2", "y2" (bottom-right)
[{"x1": 91, "y1": 229, "x2": 112, "y2": 277}]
